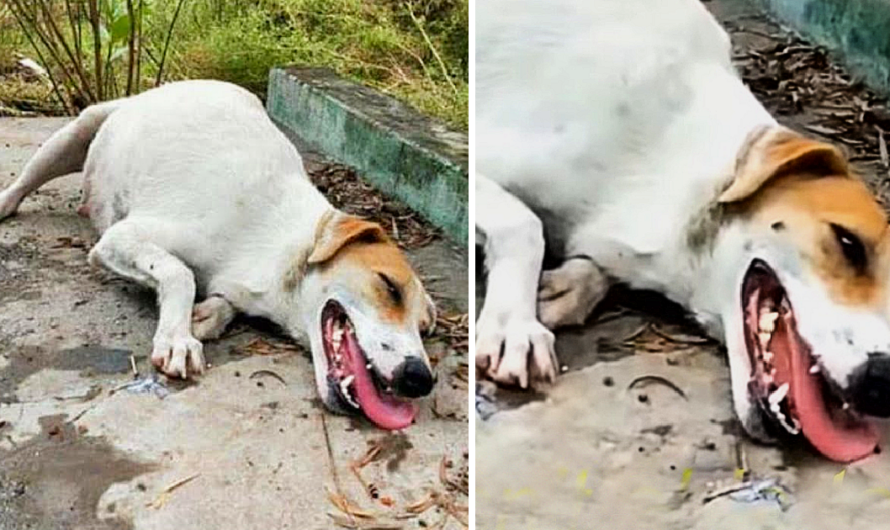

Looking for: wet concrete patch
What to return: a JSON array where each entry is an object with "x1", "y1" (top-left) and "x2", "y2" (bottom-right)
[
  {"x1": 0, "y1": 414, "x2": 154, "y2": 530},
  {"x1": 0, "y1": 346, "x2": 132, "y2": 404}
]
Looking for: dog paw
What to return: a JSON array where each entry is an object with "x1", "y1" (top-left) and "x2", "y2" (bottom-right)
[
  {"x1": 538, "y1": 258, "x2": 608, "y2": 329},
  {"x1": 476, "y1": 317, "x2": 557, "y2": 389},
  {"x1": 191, "y1": 296, "x2": 235, "y2": 341},
  {"x1": 0, "y1": 188, "x2": 21, "y2": 221},
  {"x1": 151, "y1": 333, "x2": 205, "y2": 379}
]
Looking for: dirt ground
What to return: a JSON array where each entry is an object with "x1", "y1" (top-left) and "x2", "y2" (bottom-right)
[
  {"x1": 475, "y1": 0, "x2": 890, "y2": 528},
  {"x1": 0, "y1": 119, "x2": 468, "y2": 530}
]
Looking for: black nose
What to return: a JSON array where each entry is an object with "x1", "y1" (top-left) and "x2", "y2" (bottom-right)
[
  {"x1": 392, "y1": 356, "x2": 434, "y2": 398},
  {"x1": 850, "y1": 354, "x2": 890, "y2": 417}
]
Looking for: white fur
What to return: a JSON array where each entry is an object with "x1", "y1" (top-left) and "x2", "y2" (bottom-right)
[
  {"x1": 0, "y1": 80, "x2": 431, "y2": 411},
  {"x1": 476, "y1": 0, "x2": 890, "y2": 436}
]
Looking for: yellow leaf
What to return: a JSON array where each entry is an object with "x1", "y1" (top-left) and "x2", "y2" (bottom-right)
[
  {"x1": 834, "y1": 469, "x2": 846, "y2": 486},
  {"x1": 681, "y1": 468, "x2": 693, "y2": 490}
]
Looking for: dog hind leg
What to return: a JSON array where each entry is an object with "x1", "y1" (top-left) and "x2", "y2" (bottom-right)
[
  {"x1": 538, "y1": 257, "x2": 609, "y2": 329},
  {"x1": 476, "y1": 174, "x2": 557, "y2": 388},
  {"x1": 89, "y1": 218, "x2": 204, "y2": 379},
  {"x1": 192, "y1": 295, "x2": 237, "y2": 341},
  {"x1": 0, "y1": 100, "x2": 120, "y2": 220}
]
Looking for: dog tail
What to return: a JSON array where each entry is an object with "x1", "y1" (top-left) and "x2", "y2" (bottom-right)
[{"x1": 0, "y1": 99, "x2": 122, "y2": 221}]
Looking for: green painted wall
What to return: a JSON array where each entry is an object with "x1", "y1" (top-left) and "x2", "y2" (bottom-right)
[{"x1": 266, "y1": 67, "x2": 468, "y2": 244}]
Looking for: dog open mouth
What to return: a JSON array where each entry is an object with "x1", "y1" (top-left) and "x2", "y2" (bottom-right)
[
  {"x1": 321, "y1": 300, "x2": 417, "y2": 430},
  {"x1": 742, "y1": 259, "x2": 879, "y2": 462}
]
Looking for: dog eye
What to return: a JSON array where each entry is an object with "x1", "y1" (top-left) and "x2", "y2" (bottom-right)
[
  {"x1": 831, "y1": 224, "x2": 867, "y2": 273},
  {"x1": 378, "y1": 273, "x2": 402, "y2": 304}
]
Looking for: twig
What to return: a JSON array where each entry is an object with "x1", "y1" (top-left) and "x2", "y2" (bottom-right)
[
  {"x1": 320, "y1": 412, "x2": 342, "y2": 492},
  {"x1": 146, "y1": 473, "x2": 201, "y2": 509},
  {"x1": 135, "y1": 0, "x2": 144, "y2": 93},
  {"x1": 404, "y1": 2, "x2": 459, "y2": 98},
  {"x1": 247, "y1": 370, "x2": 287, "y2": 386},
  {"x1": 87, "y1": 0, "x2": 102, "y2": 101},
  {"x1": 62, "y1": 0, "x2": 81, "y2": 60},
  {"x1": 126, "y1": 0, "x2": 136, "y2": 95},
  {"x1": 156, "y1": 0, "x2": 187, "y2": 86},
  {"x1": 6, "y1": 2, "x2": 71, "y2": 114},
  {"x1": 38, "y1": 0, "x2": 94, "y2": 101},
  {"x1": 627, "y1": 375, "x2": 688, "y2": 400},
  {"x1": 9, "y1": 0, "x2": 87, "y2": 106}
]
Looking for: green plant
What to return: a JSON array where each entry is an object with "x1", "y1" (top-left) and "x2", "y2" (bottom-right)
[{"x1": 4, "y1": 0, "x2": 185, "y2": 111}]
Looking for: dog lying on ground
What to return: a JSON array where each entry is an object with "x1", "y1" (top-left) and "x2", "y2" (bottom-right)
[
  {"x1": 0, "y1": 80, "x2": 437, "y2": 430},
  {"x1": 476, "y1": 0, "x2": 890, "y2": 461}
]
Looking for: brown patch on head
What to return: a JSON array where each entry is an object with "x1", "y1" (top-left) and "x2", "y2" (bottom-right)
[
  {"x1": 308, "y1": 212, "x2": 428, "y2": 326},
  {"x1": 750, "y1": 176, "x2": 888, "y2": 308},
  {"x1": 329, "y1": 240, "x2": 420, "y2": 324}
]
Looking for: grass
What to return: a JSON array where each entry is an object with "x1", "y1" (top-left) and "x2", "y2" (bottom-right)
[{"x1": 0, "y1": 0, "x2": 467, "y2": 129}]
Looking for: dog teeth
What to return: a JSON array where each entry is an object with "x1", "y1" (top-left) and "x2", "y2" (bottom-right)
[
  {"x1": 763, "y1": 350, "x2": 774, "y2": 363},
  {"x1": 769, "y1": 383, "x2": 789, "y2": 405},
  {"x1": 759, "y1": 312, "x2": 779, "y2": 333},
  {"x1": 809, "y1": 364, "x2": 820, "y2": 374},
  {"x1": 366, "y1": 363, "x2": 372, "y2": 370},
  {"x1": 758, "y1": 332, "x2": 771, "y2": 349},
  {"x1": 340, "y1": 376, "x2": 359, "y2": 408},
  {"x1": 843, "y1": 402, "x2": 850, "y2": 411},
  {"x1": 777, "y1": 414, "x2": 801, "y2": 435},
  {"x1": 768, "y1": 393, "x2": 800, "y2": 434}
]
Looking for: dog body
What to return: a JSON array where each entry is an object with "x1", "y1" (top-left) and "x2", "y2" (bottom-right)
[
  {"x1": 477, "y1": 0, "x2": 890, "y2": 461},
  {"x1": 0, "y1": 80, "x2": 436, "y2": 430}
]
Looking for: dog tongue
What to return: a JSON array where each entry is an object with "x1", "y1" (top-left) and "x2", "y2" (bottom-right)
[
  {"x1": 345, "y1": 330, "x2": 417, "y2": 430},
  {"x1": 786, "y1": 313, "x2": 879, "y2": 462}
]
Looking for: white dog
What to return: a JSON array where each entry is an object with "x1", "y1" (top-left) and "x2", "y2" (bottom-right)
[
  {"x1": 0, "y1": 80, "x2": 437, "y2": 430},
  {"x1": 476, "y1": 0, "x2": 890, "y2": 461}
]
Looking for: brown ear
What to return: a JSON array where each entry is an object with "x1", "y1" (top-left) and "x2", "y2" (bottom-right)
[
  {"x1": 308, "y1": 212, "x2": 387, "y2": 264},
  {"x1": 718, "y1": 127, "x2": 850, "y2": 203}
]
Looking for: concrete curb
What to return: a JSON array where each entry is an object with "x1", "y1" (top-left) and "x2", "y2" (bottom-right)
[
  {"x1": 756, "y1": 0, "x2": 890, "y2": 95},
  {"x1": 266, "y1": 67, "x2": 468, "y2": 244}
]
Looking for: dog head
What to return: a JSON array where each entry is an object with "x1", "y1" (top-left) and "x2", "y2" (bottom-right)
[
  {"x1": 297, "y1": 212, "x2": 436, "y2": 430},
  {"x1": 711, "y1": 126, "x2": 890, "y2": 462}
]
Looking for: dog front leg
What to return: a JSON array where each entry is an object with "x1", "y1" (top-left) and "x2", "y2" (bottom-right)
[
  {"x1": 89, "y1": 219, "x2": 205, "y2": 379},
  {"x1": 476, "y1": 174, "x2": 556, "y2": 388}
]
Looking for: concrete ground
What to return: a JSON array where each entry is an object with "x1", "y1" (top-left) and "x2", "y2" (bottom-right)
[
  {"x1": 0, "y1": 118, "x2": 468, "y2": 530},
  {"x1": 475, "y1": 0, "x2": 890, "y2": 529}
]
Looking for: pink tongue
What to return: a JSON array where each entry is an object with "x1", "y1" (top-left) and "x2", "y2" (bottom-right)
[
  {"x1": 787, "y1": 314, "x2": 879, "y2": 462},
  {"x1": 345, "y1": 331, "x2": 417, "y2": 430}
]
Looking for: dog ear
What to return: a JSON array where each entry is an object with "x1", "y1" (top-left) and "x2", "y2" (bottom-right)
[
  {"x1": 308, "y1": 213, "x2": 387, "y2": 265},
  {"x1": 719, "y1": 127, "x2": 850, "y2": 203}
]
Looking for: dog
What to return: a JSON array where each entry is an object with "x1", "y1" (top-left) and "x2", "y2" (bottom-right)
[
  {"x1": 476, "y1": 0, "x2": 890, "y2": 462},
  {"x1": 0, "y1": 80, "x2": 437, "y2": 430}
]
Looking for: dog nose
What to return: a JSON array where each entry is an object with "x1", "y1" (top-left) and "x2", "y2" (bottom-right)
[
  {"x1": 849, "y1": 354, "x2": 890, "y2": 417},
  {"x1": 392, "y1": 356, "x2": 434, "y2": 398}
]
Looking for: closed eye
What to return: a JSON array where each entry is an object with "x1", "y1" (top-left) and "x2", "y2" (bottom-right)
[
  {"x1": 830, "y1": 223, "x2": 868, "y2": 274},
  {"x1": 378, "y1": 273, "x2": 402, "y2": 305}
]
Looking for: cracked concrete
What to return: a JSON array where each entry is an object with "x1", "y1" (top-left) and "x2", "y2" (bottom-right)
[{"x1": 0, "y1": 117, "x2": 467, "y2": 530}]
